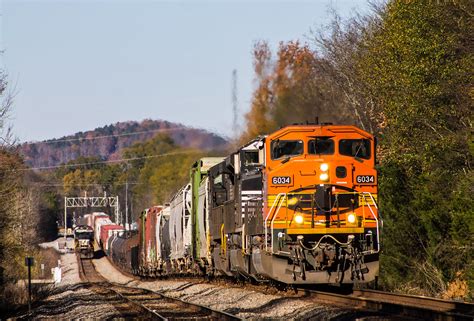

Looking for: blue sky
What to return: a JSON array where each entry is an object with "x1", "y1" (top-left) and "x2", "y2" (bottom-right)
[{"x1": 2, "y1": 0, "x2": 370, "y2": 142}]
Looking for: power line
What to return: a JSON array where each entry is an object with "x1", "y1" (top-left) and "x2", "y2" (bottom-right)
[
  {"x1": 21, "y1": 126, "x2": 190, "y2": 145},
  {"x1": 11, "y1": 150, "x2": 195, "y2": 172},
  {"x1": 31, "y1": 182, "x2": 143, "y2": 187}
]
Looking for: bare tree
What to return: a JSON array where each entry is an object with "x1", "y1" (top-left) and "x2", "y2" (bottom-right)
[
  {"x1": 0, "y1": 71, "x2": 14, "y2": 147},
  {"x1": 311, "y1": 5, "x2": 386, "y2": 134}
]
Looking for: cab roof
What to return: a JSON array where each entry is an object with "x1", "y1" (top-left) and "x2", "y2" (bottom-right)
[{"x1": 267, "y1": 124, "x2": 373, "y2": 141}]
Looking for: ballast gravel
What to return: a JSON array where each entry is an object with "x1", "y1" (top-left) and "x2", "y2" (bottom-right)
[
  {"x1": 92, "y1": 256, "x2": 360, "y2": 320},
  {"x1": 22, "y1": 245, "x2": 368, "y2": 320},
  {"x1": 30, "y1": 286, "x2": 120, "y2": 319}
]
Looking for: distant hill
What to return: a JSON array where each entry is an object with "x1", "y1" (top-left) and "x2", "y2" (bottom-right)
[{"x1": 19, "y1": 119, "x2": 228, "y2": 168}]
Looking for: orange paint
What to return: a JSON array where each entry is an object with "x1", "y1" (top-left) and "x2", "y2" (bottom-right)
[{"x1": 262, "y1": 124, "x2": 378, "y2": 232}]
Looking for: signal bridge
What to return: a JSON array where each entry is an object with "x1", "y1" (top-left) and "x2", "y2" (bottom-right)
[{"x1": 64, "y1": 192, "x2": 120, "y2": 238}]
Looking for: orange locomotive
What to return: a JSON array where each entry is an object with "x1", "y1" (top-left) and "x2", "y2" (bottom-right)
[{"x1": 209, "y1": 123, "x2": 381, "y2": 285}]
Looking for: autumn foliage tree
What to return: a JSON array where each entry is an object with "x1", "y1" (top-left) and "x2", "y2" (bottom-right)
[{"x1": 241, "y1": 40, "x2": 352, "y2": 143}]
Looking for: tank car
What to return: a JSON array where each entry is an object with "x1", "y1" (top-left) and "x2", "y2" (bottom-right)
[{"x1": 109, "y1": 231, "x2": 140, "y2": 275}]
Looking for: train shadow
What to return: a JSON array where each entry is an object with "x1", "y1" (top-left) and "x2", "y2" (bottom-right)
[{"x1": 92, "y1": 250, "x2": 105, "y2": 260}]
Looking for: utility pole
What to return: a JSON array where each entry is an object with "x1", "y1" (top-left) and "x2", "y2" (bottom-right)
[
  {"x1": 123, "y1": 161, "x2": 131, "y2": 230},
  {"x1": 232, "y1": 69, "x2": 238, "y2": 135},
  {"x1": 125, "y1": 180, "x2": 128, "y2": 230},
  {"x1": 64, "y1": 196, "x2": 67, "y2": 241}
]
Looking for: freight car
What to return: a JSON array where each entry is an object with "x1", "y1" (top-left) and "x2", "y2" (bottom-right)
[
  {"x1": 108, "y1": 231, "x2": 140, "y2": 275},
  {"x1": 100, "y1": 224, "x2": 124, "y2": 255},
  {"x1": 137, "y1": 205, "x2": 170, "y2": 277},
  {"x1": 104, "y1": 123, "x2": 381, "y2": 286}
]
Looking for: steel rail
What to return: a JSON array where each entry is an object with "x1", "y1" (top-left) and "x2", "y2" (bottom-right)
[
  {"x1": 110, "y1": 284, "x2": 242, "y2": 321},
  {"x1": 104, "y1": 286, "x2": 169, "y2": 320},
  {"x1": 79, "y1": 252, "x2": 473, "y2": 320},
  {"x1": 78, "y1": 255, "x2": 162, "y2": 318},
  {"x1": 77, "y1": 254, "x2": 241, "y2": 320},
  {"x1": 352, "y1": 289, "x2": 474, "y2": 316},
  {"x1": 305, "y1": 288, "x2": 474, "y2": 321}
]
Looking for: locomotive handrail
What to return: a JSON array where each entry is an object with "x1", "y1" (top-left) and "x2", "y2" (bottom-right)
[
  {"x1": 361, "y1": 192, "x2": 380, "y2": 253},
  {"x1": 270, "y1": 195, "x2": 287, "y2": 253},
  {"x1": 264, "y1": 193, "x2": 286, "y2": 252}
]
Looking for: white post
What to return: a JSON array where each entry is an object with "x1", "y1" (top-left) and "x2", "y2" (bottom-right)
[{"x1": 64, "y1": 196, "x2": 67, "y2": 241}]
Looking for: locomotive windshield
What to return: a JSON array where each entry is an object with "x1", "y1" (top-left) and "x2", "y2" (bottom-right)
[
  {"x1": 339, "y1": 139, "x2": 371, "y2": 159},
  {"x1": 308, "y1": 138, "x2": 334, "y2": 155},
  {"x1": 76, "y1": 231, "x2": 93, "y2": 240},
  {"x1": 271, "y1": 140, "x2": 303, "y2": 160}
]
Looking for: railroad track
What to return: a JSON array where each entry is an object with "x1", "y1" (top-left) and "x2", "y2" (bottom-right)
[
  {"x1": 77, "y1": 255, "x2": 240, "y2": 320},
  {"x1": 303, "y1": 287, "x2": 474, "y2": 321},
  {"x1": 79, "y1": 255, "x2": 473, "y2": 320}
]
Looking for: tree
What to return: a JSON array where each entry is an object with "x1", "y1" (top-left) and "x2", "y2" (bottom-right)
[
  {"x1": 361, "y1": 0, "x2": 473, "y2": 296},
  {"x1": 123, "y1": 134, "x2": 207, "y2": 221},
  {"x1": 313, "y1": 6, "x2": 385, "y2": 134},
  {"x1": 241, "y1": 40, "x2": 352, "y2": 143},
  {"x1": 0, "y1": 70, "x2": 43, "y2": 309}
]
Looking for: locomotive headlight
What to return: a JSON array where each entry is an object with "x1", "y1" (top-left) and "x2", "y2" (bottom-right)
[
  {"x1": 347, "y1": 213, "x2": 356, "y2": 224},
  {"x1": 319, "y1": 173, "x2": 329, "y2": 181},
  {"x1": 294, "y1": 214, "x2": 304, "y2": 225},
  {"x1": 320, "y1": 163, "x2": 329, "y2": 172}
]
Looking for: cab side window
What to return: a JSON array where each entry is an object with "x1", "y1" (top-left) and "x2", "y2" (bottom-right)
[{"x1": 243, "y1": 151, "x2": 259, "y2": 166}]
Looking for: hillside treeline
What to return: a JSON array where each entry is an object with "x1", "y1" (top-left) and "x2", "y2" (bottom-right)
[
  {"x1": 242, "y1": 1, "x2": 472, "y2": 298},
  {"x1": 20, "y1": 119, "x2": 227, "y2": 168}
]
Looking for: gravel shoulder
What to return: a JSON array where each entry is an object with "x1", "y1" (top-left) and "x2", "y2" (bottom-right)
[
  {"x1": 13, "y1": 239, "x2": 121, "y2": 320},
  {"x1": 92, "y1": 255, "x2": 133, "y2": 284}
]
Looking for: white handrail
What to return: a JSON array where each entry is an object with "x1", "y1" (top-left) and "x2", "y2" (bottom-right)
[
  {"x1": 361, "y1": 192, "x2": 380, "y2": 253},
  {"x1": 264, "y1": 193, "x2": 286, "y2": 252},
  {"x1": 270, "y1": 194, "x2": 287, "y2": 253},
  {"x1": 263, "y1": 192, "x2": 380, "y2": 254}
]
